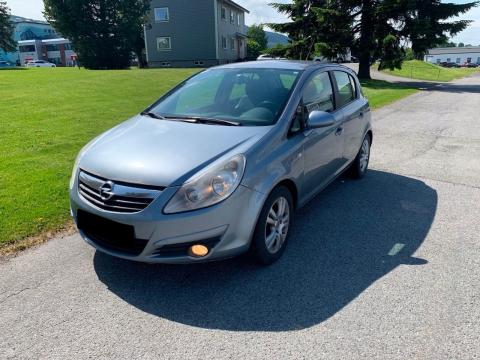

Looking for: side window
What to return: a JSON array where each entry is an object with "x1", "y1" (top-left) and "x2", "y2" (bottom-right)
[
  {"x1": 290, "y1": 71, "x2": 334, "y2": 135},
  {"x1": 302, "y1": 71, "x2": 335, "y2": 114},
  {"x1": 333, "y1": 71, "x2": 356, "y2": 108}
]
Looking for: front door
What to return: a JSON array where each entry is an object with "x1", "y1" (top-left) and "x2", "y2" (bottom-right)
[{"x1": 301, "y1": 70, "x2": 345, "y2": 200}]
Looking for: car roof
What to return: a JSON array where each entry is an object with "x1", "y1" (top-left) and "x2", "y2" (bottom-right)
[{"x1": 213, "y1": 60, "x2": 352, "y2": 72}]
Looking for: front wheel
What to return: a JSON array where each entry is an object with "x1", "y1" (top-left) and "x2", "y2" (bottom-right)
[
  {"x1": 250, "y1": 186, "x2": 294, "y2": 265},
  {"x1": 348, "y1": 134, "x2": 371, "y2": 179}
]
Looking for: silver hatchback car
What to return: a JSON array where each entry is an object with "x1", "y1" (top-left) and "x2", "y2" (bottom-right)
[{"x1": 70, "y1": 61, "x2": 372, "y2": 265}]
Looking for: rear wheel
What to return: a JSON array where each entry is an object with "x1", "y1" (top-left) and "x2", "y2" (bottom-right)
[
  {"x1": 348, "y1": 134, "x2": 371, "y2": 179},
  {"x1": 250, "y1": 186, "x2": 294, "y2": 265}
]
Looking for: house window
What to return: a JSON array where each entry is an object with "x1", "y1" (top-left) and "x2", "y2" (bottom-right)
[
  {"x1": 221, "y1": 36, "x2": 227, "y2": 49},
  {"x1": 446, "y1": 58, "x2": 451, "y2": 62},
  {"x1": 237, "y1": 13, "x2": 241, "y2": 26},
  {"x1": 154, "y1": 7, "x2": 169, "y2": 22},
  {"x1": 456, "y1": 57, "x2": 461, "y2": 63},
  {"x1": 230, "y1": 11, "x2": 235, "y2": 24},
  {"x1": 436, "y1": 59, "x2": 441, "y2": 64},
  {"x1": 230, "y1": 38, "x2": 236, "y2": 50},
  {"x1": 467, "y1": 57, "x2": 472, "y2": 63},
  {"x1": 477, "y1": 57, "x2": 480, "y2": 64},
  {"x1": 157, "y1": 37, "x2": 172, "y2": 51},
  {"x1": 46, "y1": 44, "x2": 59, "y2": 51},
  {"x1": 221, "y1": 7, "x2": 226, "y2": 20},
  {"x1": 19, "y1": 45, "x2": 36, "y2": 52}
]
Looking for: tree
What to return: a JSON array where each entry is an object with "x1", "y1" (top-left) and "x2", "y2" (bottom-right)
[
  {"x1": 269, "y1": 1, "x2": 353, "y2": 61},
  {"x1": 0, "y1": 1, "x2": 15, "y2": 53},
  {"x1": 458, "y1": 42, "x2": 465, "y2": 47},
  {"x1": 270, "y1": 0, "x2": 479, "y2": 79},
  {"x1": 44, "y1": 0, "x2": 150, "y2": 69},
  {"x1": 404, "y1": 0, "x2": 478, "y2": 59},
  {"x1": 247, "y1": 39, "x2": 263, "y2": 60},
  {"x1": 438, "y1": 40, "x2": 457, "y2": 48},
  {"x1": 247, "y1": 24, "x2": 268, "y2": 51}
]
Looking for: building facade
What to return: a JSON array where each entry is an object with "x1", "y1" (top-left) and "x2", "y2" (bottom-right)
[
  {"x1": 425, "y1": 47, "x2": 480, "y2": 65},
  {"x1": 18, "y1": 38, "x2": 76, "y2": 66},
  {"x1": 0, "y1": 16, "x2": 60, "y2": 63},
  {"x1": 145, "y1": 0, "x2": 249, "y2": 68}
]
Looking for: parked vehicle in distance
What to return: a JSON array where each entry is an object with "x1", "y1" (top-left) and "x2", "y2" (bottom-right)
[
  {"x1": 314, "y1": 49, "x2": 353, "y2": 63},
  {"x1": 0, "y1": 61, "x2": 15, "y2": 69},
  {"x1": 25, "y1": 60, "x2": 56, "y2": 68},
  {"x1": 440, "y1": 62, "x2": 460, "y2": 68},
  {"x1": 463, "y1": 63, "x2": 478, "y2": 68},
  {"x1": 257, "y1": 54, "x2": 286, "y2": 61},
  {"x1": 70, "y1": 61, "x2": 372, "y2": 265}
]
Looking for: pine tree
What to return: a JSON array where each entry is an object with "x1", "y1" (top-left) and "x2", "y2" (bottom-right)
[
  {"x1": 404, "y1": 0, "x2": 478, "y2": 59},
  {"x1": 0, "y1": 1, "x2": 15, "y2": 53},
  {"x1": 44, "y1": 0, "x2": 150, "y2": 69},
  {"x1": 270, "y1": 0, "x2": 479, "y2": 79}
]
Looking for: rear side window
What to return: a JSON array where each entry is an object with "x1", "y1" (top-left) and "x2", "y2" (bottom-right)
[
  {"x1": 302, "y1": 71, "x2": 335, "y2": 113},
  {"x1": 333, "y1": 71, "x2": 356, "y2": 108}
]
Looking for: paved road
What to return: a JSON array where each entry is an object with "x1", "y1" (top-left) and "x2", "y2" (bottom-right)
[{"x1": 1, "y1": 73, "x2": 480, "y2": 360}]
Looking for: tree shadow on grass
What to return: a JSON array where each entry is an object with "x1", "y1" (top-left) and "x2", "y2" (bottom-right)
[{"x1": 94, "y1": 170, "x2": 437, "y2": 331}]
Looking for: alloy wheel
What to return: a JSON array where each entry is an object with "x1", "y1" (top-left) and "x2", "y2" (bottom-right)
[
  {"x1": 359, "y1": 138, "x2": 370, "y2": 172},
  {"x1": 265, "y1": 197, "x2": 290, "y2": 254}
]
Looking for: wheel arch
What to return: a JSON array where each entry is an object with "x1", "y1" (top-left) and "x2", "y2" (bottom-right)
[
  {"x1": 366, "y1": 129, "x2": 373, "y2": 145},
  {"x1": 273, "y1": 179, "x2": 299, "y2": 210}
]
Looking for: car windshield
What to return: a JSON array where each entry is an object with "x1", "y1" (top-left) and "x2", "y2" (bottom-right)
[{"x1": 148, "y1": 68, "x2": 301, "y2": 126}]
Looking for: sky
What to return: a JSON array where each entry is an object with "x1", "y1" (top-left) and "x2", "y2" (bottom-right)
[{"x1": 5, "y1": 0, "x2": 480, "y2": 45}]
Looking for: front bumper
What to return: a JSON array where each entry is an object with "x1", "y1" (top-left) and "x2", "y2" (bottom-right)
[{"x1": 70, "y1": 176, "x2": 265, "y2": 264}]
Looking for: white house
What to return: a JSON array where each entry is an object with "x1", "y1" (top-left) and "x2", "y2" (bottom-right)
[
  {"x1": 18, "y1": 38, "x2": 76, "y2": 66},
  {"x1": 425, "y1": 46, "x2": 480, "y2": 65}
]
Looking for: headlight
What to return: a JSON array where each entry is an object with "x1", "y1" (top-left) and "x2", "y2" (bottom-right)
[
  {"x1": 69, "y1": 154, "x2": 82, "y2": 190},
  {"x1": 164, "y1": 154, "x2": 246, "y2": 214}
]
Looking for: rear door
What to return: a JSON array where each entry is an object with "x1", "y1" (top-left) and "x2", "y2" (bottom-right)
[{"x1": 332, "y1": 70, "x2": 369, "y2": 162}]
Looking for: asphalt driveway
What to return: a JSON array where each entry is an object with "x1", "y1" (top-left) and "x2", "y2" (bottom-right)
[{"x1": 1, "y1": 73, "x2": 480, "y2": 359}]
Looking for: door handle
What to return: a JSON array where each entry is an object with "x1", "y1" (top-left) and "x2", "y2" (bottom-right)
[{"x1": 335, "y1": 127, "x2": 343, "y2": 136}]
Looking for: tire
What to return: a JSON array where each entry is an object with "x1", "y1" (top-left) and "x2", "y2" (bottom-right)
[
  {"x1": 348, "y1": 134, "x2": 371, "y2": 179},
  {"x1": 249, "y1": 186, "x2": 294, "y2": 265}
]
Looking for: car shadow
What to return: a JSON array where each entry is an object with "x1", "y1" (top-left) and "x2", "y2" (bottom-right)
[{"x1": 94, "y1": 170, "x2": 437, "y2": 331}]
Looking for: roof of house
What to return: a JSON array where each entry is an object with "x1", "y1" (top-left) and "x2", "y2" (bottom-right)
[
  {"x1": 10, "y1": 15, "x2": 50, "y2": 26},
  {"x1": 427, "y1": 46, "x2": 480, "y2": 55},
  {"x1": 18, "y1": 38, "x2": 70, "y2": 45},
  {"x1": 222, "y1": 0, "x2": 250, "y2": 14}
]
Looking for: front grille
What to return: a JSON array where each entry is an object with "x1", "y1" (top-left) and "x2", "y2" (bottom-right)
[
  {"x1": 77, "y1": 210, "x2": 148, "y2": 256},
  {"x1": 78, "y1": 170, "x2": 163, "y2": 213}
]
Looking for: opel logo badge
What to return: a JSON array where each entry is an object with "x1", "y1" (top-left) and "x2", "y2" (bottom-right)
[{"x1": 100, "y1": 181, "x2": 115, "y2": 201}]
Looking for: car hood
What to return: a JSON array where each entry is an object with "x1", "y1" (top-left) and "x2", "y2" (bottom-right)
[{"x1": 78, "y1": 115, "x2": 271, "y2": 187}]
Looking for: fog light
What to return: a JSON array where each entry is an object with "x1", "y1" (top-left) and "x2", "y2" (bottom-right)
[{"x1": 189, "y1": 244, "x2": 209, "y2": 257}]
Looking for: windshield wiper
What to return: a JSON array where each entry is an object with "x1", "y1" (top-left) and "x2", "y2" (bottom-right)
[
  {"x1": 141, "y1": 111, "x2": 165, "y2": 119},
  {"x1": 164, "y1": 116, "x2": 241, "y2": 126}
]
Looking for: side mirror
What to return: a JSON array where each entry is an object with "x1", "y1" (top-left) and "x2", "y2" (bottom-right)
[{"x1": 307, "y1": 110, "x2": 335, "y2": 129}]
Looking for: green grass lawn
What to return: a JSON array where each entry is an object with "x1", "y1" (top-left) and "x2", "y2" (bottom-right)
[
  {"x1": 0, "y1": 67, "x2": 417, "y2": 249},
  {"x1": 380, "y1": 60, "x2": 479, "y2": 82},
  {"x1": 361, "y1": 79, "x2": 417, "y2": 109}
]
